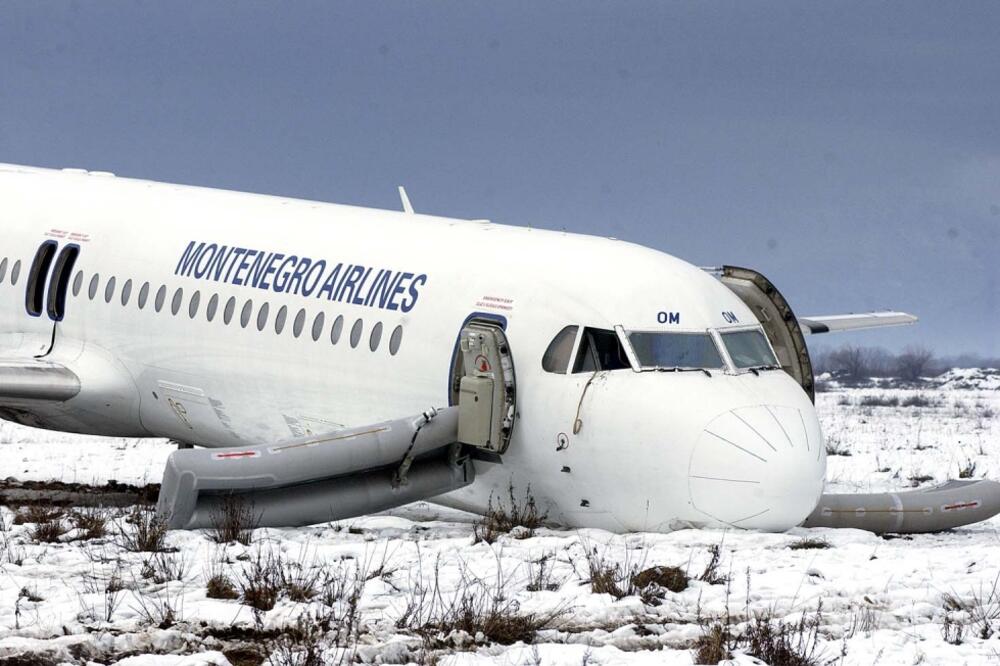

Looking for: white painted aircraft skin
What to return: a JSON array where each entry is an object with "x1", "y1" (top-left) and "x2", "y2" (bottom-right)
[{"x1": 0, "y1": 163, "x2": 827, "y2": 533}]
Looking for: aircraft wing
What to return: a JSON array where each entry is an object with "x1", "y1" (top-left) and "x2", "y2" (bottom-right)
[
  {"x1": 796, "y1": 311, "x2": 918, "y2": 335},
  {"x1": 0, "y1": 358, "x2": 81, "y2": 401}
]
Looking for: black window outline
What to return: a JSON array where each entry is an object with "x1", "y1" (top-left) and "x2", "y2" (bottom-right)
[
  {"x1": 274, "y1": 305, "x2": 288, "y2": 334},
  {"x1": 369, "y1": 322, "x2": 383, "y2": 352},
  {"x1": 350, "y1": 318, "x2": 363, "y2": 348},
  {"x1": 223, "y1": 296, "x2": 237, "y2": 324},
  {"x1": 189, "y1": 291, "x2": 202, "y2": 319},
  {"x1": 311, "y1": 312, "x2": 325, "y2": 342},
  {"x1": 138, "y1": 282, "x2": 150, "y2": 310},
  {"x1": 206, "y1": 294, "x2": 219, "y2": 322},
  {"x1": 45, "y1": 244, "x2": 81, "y2": 321},
  {"x1": 120, "y1": 279, "x2": 133, "y2": 307},
  {"x1": 154, "y1": 285, "x2": 167, "y2": 312},
  {"x1": 104, "y1": 276, "x2": 117, "y2": 304},
  {"x1": 330, "y1": 315, "x2": 344, "y2": 344},
  {"x1": 25, "y1": 241, "x2": 58, "y2": 317},
  {"x1": 256, "y1": 302, "x2": 270, "y2": 331},
  {"x1": 388, "y1": 324, "x2": 403, "y2": 356}
]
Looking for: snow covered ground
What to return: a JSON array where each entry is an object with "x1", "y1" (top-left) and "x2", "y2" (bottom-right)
[{"x1": 0, "y1": 371, "x2": 998, "y2": 665}]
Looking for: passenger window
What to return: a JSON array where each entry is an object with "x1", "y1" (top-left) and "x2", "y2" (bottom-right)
[
  {"x1": 72, "y1": 270, "x2": 83, "y2": 297},
  {"x1": 573, "y1": 328, "x2": 631, "y2": 373},
  {"x1": 223, "y1": 296, "x2": 237, "y2": 324},
  {"x1": 120, "y1": 279, "x2": 133, "y2": 307},
  {"x1": 0, "y1": 257, "x2": 7, "y2": 283},
  {"x1": 189, "y1": 291, "x2": 201, "y2": 319},
  {"x1": 292, "y1": 308, "x2": 306, "y2": 338},
  {"x1": 274, "y1": 305, "x2": 287, "y2": 334},
  {"x1": 542, "y1": 326, "x2": 579, "y2": 374},
  {"x1": 171, "y1": 288, "x2": 184, "y2": 315},
  {"x1": 89, "y1": 274, "x2": 100, "y2": 300},
  {"x1": 369, "y1": 322, "x2": 383, "y2": 351},
  {"x1": 206, "y1": 294, "x2": 219, "y2": 321},
  {"x1": 154, "y1": 285, "x2": 167, "y2": 312},
  {"x1": 389, "y1": 325, "x2": 403, "y2": 355},
  {"x1": 350, "y1": 319, "x2": 363, "y2": 348},
  {"x1": 240, "y1": 299, "x2": 253, "y2": 328},
  {"x1": 311, "y1": 312, "x2": 325, "y2": 342},
  {"x1": 46, "y1": 245, "x2": 80, "y2": 321},
  {"x1": 330, "y1": 315, "x2": 344, "y2": 344},
  {"x1": 104, "y1": 276, "x2": 116, "y2": 304},
  {"x1": 138, "y1": 282, "x2": 150, "y2": 310},
  {"x1": 10, "y1": 260, "x2": 21, "y2": 285},
  {"x1": 257, "y1": 302, "x2": 270, "y2": 331},
  {"x1": 26, "y1": 241, "x2": 58, "y2": 317}
]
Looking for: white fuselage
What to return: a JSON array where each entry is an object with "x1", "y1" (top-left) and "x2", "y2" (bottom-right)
[{"x1": 0, "y1": 164, "x2": 826, "y2": 532}]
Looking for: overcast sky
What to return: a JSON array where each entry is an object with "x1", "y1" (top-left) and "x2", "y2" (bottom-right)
[{"x1": 1, "y1": 2, "x2": 996, "y2": 355}]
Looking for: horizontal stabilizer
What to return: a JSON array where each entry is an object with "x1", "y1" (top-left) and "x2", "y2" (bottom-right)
[
  {"x1": 797, "y1": 311, "x2": 917, "y2": 335},
  {"x1": 0, "y1": 358, "x2": 80, "y2": 402}
]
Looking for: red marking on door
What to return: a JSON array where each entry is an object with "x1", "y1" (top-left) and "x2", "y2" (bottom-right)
[
  {"x1": 475, "y1": 355, "x2": 491, "y2": 372},
  {"x1": 214, "y1": 451, "x2": 259, "y2": 460},
  {"x1": 942, "y1": 501, "x2": 979, "y2": 512}
]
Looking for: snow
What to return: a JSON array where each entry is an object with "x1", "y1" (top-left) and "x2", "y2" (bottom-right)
[{"x1": 0, "y1": 379, "x2": 998, "y2": 665}]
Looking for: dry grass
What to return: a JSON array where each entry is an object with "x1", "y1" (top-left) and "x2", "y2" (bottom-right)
[
  {"x1": 210, "y1": 495, "x2": 259, "y2": 546},
  {"x1": 13, "y1": 505, "x2": 64, "y2": 525},
  {"x1": 116, "y1": 506, "x2": 169, "y2": 552},
  {"x1": 788, "y1": 538, "x2": 831, "y2": 551},
  {"x1": 473, "y1": 483, "x2": 547, "y2": 544},
  {"x1": 206, "y1": 572, "x2": 239, "y2": 600},
  {"x1": 71, "y1": 507, "x2": 111, "y2": 540},
  {"x1": 30, "y1": 518, "x2": 68, "y2": 543}
]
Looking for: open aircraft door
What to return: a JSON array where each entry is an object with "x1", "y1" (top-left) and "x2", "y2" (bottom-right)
[
  {"x1": 449, "y1": 319, "x2": 517, "y2": 456},
  {"x1": 718, "y1": 266, "x2": 815, "y2": 402}
]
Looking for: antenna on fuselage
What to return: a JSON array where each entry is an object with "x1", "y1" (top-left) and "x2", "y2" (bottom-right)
[{"x1": 398, "y1": 186, "x2": 415, "y2": 215}]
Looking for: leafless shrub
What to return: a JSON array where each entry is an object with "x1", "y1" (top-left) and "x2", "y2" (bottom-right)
[
  {"x1": 836, "y1": 395, "x2": 851, "y2": 406},
  {"x1": 942, "y1": 573, "x2": 1000, "y2": 640},
  {"x1": 79, "y1": 557, "x2": 128, "y2": 624},
  {"x1": 846, "y1": 604, "x2": 880, "y2": 638},
  {"x1": 698, "y1": 544, "x2": 729, "y2": 585},
  {"x1": 141, "y1": 551, "x2": 190, "y2": 584},
  {"x1": 908, "y1": 473, "x2": 934, "y2": 487},
  {"x1": 210, "y1": 494, "x2": 259, "y2": 546},
  {"x1": 400, "y1": 554, "x2": 566, "y2": 649},
  {"x1": 583, "y1": 543, "x2": 641, "y2": 600},
  {"x1": 473, "y1": 482, "x2": 547, "y2": 544},
  {"x1": 71, "y1": 506, "x2": 111, "y2": 540},
  {"x1": 31, "y1": 517, "x2": 68, "y2": 543},
  {"x1": 265, "y1": 612, "x2": 328, "y2": 666},
  {"x1": 742, "y1": 604, "x2": 831, "y2": 666},
  {"x1": 526, "y1": 553, "x2": 562, "y2": 592},
  {"x1": 895, "y1": 346, "x2": 935, "y2": 382},
  {"x1": 788, "y1": 538, "x2": 831, "y2": 551},
  {"x1": 237, "y1": 548, "x2": 283, "y2": 611},
  {"x1": 14, "y1": 505, "x2": 64, "y2": 525},
  {"x1": 958, "y1": 459, "x2": 978, "y2": 479},
  {"x1": 116, "y1": 506, "x2": 169, "y2": 552},
  {"x1": 859, "y1": 394, "x2": 899, "y2": 407},
  {"x1": 824, "y1": 438, "x2": 852, "y2": 457},
  {"x1": 282, "y1": 559, "x2": 321, "y2": 602},
  {"x1": 901, "y1": 393, "x2": 937, "y2": 408},
  {"x1": 206, "y1": 571, "x2": 239, "y2": 600},
  {"x1": 131, "y1": 584, "x2": 183, "y2": 629}
]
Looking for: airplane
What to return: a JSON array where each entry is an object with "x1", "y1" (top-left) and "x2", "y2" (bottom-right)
[{"x1": 1, "y1": 162, "x2": 997, "y2": 535}]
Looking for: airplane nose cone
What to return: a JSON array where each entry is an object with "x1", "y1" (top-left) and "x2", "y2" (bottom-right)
[{"x1": 688, "y1": 405, "x2": 825, "y2": 531}]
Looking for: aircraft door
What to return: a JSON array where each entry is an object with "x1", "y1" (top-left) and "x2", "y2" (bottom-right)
[
  {"x1": 718, "y1": 265, "x2": 815, "y2": 401},
  {"x1": 449, "y1": 319, "x2": 517, "y2": 455}
]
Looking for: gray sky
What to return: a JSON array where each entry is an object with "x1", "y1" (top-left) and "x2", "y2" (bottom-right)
[{"x1": 2, "y1": 2, "x2": 996, "y2": 355}]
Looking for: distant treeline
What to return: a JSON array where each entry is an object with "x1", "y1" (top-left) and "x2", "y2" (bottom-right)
[{"x1": 811, "y1": 345, "x2": 1000, "y2": 382}]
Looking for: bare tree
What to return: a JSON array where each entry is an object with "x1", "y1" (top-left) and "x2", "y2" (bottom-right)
[
  {"x1": 827, "y1": 345, "x2": 869, "y2": 382},
  {"x1": 895, "y1": 346, "x2": 935, "y2": 382}
]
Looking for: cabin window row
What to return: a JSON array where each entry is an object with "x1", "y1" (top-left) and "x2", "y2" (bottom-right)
[
  {"x1": 0, "y1": 258, "x2": 23, "y2": 287},
  {"x1": 72, "y1": 271, "x2": 404, "y2": 355}
]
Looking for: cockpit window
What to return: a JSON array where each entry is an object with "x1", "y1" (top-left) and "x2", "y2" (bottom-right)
[
  {"x1": 541, "y1": 325, "x2": 578, "y2": 374},
  {"x1": 720, "y1": 329, "x2": 779, "y2": 370},
  {"x1": 573, "y1": 327, "x2": 631, "y2": 373},
  {"x1": 627, "y1": 331, "x2": 725, "y2": 370}
]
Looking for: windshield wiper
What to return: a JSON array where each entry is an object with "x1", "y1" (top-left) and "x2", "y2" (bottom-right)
[
  {"x1": 743, "y1": 364, "x2": 781, "y2": 375},
  {"x1": 651, "y1": 366, "x2": 713, "y2": 377}
]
